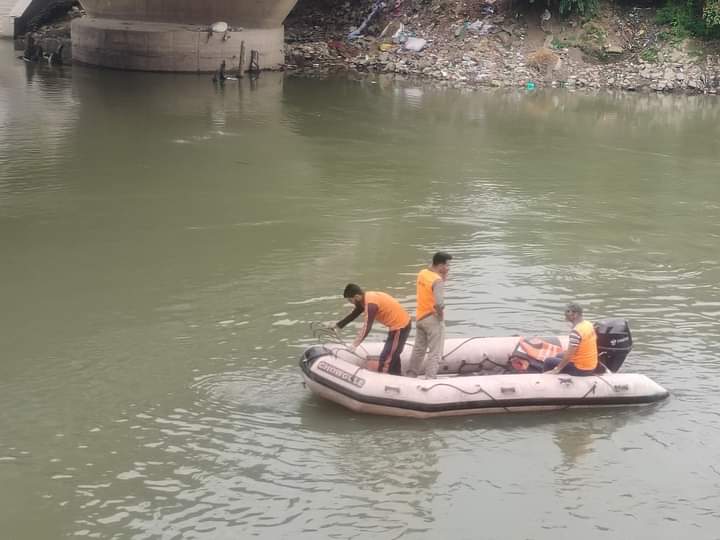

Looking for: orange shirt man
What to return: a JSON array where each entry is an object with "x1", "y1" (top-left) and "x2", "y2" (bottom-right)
[
  {"x1": 335, "y1": 284, "x2": 411, "y2": 375},
  {"x1": 407, "y1": 252, "x2": 453, "y2": 379},
  {"x1": 544, "y1": 302, "x2": 598, "y2": 376}
]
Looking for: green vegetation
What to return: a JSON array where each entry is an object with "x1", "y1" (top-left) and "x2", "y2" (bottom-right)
[
  {"x1": 557, "y1": 0, "x2": 600, "y2": 16},
  {"x1": 655, "y1": 0, "x2": 720, "y2": 39},
  {"x1": 640, "y1": 46, "x2": 660, "y2": 62},
  {"x1": 551, "y1": 35, "x2": 578, "y2": 48},
  {"x1": 533, "y1": 0, "x2": 720, "y2": 39},
  {"x1": 582, "y1": 21, "x2": 607, "y2": 41},
  {"x1": 577, "y1": 20, "x2": 608, "y2": 57},
  {"x1": 703, "y1": 0, "x2": 720, "y2": 26}
]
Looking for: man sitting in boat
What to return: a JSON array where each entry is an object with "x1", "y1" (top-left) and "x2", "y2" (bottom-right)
[
  {"x1": 334, "y1": 284, "x2": 412, "y2": 375},
  {"x1": 544, "y1": 302, "x2": 598, "y2": 376}
]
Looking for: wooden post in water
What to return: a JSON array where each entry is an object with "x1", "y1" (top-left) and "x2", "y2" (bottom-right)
[
  {"x1": 238, "y1": 40, "x2": 245, "y2": 78},
  {"x1": 249, "y1": 50, "x2": 260, "y2": 74}
]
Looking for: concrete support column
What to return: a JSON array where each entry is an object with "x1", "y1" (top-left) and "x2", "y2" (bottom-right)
[{"x1": 72, "y1": 0, "x2": 297, "y2": 72}]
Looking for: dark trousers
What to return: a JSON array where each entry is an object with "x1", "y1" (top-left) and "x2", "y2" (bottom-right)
[
  {"x1": 379, "y1": 322, "x2": 412, "y2": 375},
  {"x1": 543, "y1": 356, "x2": 595, "y2": 377}
]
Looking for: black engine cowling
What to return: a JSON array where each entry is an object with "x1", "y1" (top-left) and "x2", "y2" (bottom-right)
[{"x1": 594, "y1": 319, "x2": 633, "y2": 372}]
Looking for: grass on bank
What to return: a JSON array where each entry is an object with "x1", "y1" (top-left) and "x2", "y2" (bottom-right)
[
  {"x1": 655, "y1": 0, "x2": 720, "y2": 39},
  {"x1": 542, "y1": 0, "x2": 720, "y2": 39}
]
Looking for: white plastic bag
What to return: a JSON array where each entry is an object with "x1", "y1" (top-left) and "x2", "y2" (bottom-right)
[{"x1": 403, "y1": 37, "x2": 427, "y2": 52}]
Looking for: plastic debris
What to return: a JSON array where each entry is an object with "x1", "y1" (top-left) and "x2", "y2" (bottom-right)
[
  {"x1": 210, "y1": 21, "x2": 228, "y2": 33},
  {"x1": 348, "y1": 1, "x2": 387, "y2": 40},
  {"x1": 379, "y1": 20, "x2": 401, "y2": 39},
  {"x1": 404, "y1": 37, "x2": 427, "y2": 52},
  {"x1": 392, "y1": 23, "x2": 408, "y2": 44},
  {"x1": 467, "y1": 20, "x2": 494, "y2": 35}
]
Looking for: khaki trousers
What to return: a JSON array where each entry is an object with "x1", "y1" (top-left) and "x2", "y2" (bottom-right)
[{"x1": 406, "y1": 314, "x2": 445, "y2": 378}]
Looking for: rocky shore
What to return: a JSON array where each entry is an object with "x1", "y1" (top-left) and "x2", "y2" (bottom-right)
[
  {"x1": 14, "y1": 0, "x2": 720, "y2": 92},
  {"x1": 285, "y1": 0, "x2": 720, "y2": 93}
]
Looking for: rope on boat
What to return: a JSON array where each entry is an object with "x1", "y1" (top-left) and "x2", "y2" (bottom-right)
[
  {"x1": 594, "y1": 374, "x2": 616, "y2": 391},
  {"x1": 443, "y1": 336, "x2": 512, "y2": 374},
  {"x1": 457, "y1": 358, "x2": 511, "y2": 375},
  {"x1": 310, "y1": 322, "x2": 369, "y2": 362},
  {"x1": 418, "y1": 382, "x2": 513, "y2": 413},
  {"x1": 419, "y1": 379, "x2": 600, "y2": 413},
  {"x1": 561, "y1": 381, "x2": 598, "y2": 409},
  {"x1": 441, "y1": 336, "x2": 487, "y2": 360}
]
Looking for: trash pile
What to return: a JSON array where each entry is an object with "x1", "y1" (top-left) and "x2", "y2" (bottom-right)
[
  {"x1": 284, "y1": 0, "x2": 720, "y2": 93},
  {"x1": 285, "y1": 0, "x2": 524, "y2": 86}
]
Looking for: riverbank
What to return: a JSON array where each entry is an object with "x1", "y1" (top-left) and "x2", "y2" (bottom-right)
[
  {"x1": 14, "y1": 0, "x2": 720, "y2": 92},
  {"x1": 285, "y1": 0, "x2": 720, "y2": 93}
]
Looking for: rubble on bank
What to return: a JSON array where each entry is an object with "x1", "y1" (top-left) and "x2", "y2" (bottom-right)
[{"x1": 284, "y1": 0, "x2": 720, "y2": 93}]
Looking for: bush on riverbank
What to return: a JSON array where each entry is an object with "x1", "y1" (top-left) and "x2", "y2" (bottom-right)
[
  {"x1": 655, "y1": 0, "x2": 720, "y2": 39},
  {"x1": 525, "y1": 0, "x2": 720, "y2": 36},
  {"x1": 556, "y1": 0, "x2": 600, "y2": 16}
]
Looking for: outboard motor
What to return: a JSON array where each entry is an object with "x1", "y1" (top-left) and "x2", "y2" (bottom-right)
[{"x1": 594, "y1": 319, "x2": 632, "y2": 372}]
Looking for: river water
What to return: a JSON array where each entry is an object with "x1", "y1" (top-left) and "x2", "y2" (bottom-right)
[{"x1": 1, "y1": 41, "x2": 720, "y2": 539}]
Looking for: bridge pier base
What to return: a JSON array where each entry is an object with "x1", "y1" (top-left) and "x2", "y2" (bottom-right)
[{"x1": 71, "y1": 17, "x2": 285, "y2": 72}]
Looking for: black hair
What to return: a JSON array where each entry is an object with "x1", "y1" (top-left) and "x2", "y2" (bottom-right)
[
  {"x1": 432, "y1": 252, "x2": 453, "y2": 266},
  {"x1": 343, "y1": 283, "x2": 363, "y2": 298},
  {"x1": 566, "y1": 302, "x2": 583, "y2": 316}
]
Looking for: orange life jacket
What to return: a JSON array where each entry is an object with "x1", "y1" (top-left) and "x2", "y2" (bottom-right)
[
  {"x1": 416, "y1": 268, "x2": 442, "y2": 321},
  {"x1": 571, "y1": 320, "x2": 598, "y2": 371},
  {"x1": 364, "y1": 291, "x2": 410, "y2": 331},
  {"x1": 510, "y1": 337, "x2": 563, "y2": 372}
]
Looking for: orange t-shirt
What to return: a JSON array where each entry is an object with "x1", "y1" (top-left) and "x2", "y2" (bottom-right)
[
  {"x1": 364, "y1": 291, "x2": 410, "y2": 331},
  {"x1": 416, "y1": 268, "x2": 442, "y2": 321},
  {"x1": 570, "y1": 320, "x2": 598, "y2": 370}
]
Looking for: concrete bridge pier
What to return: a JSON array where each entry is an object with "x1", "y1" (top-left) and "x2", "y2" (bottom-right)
[{"x1": 71, "y1": 0, "x2": 298, "y2": 72}]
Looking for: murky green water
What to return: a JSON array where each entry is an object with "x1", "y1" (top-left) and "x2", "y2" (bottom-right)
[{"x1": 2, "y1": 41, "x2": 720, "y2": 539}]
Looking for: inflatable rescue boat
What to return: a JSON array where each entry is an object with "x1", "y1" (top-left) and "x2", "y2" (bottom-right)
[{"x1": 299, "y1": 319, "x2": 669, "y2": 418}]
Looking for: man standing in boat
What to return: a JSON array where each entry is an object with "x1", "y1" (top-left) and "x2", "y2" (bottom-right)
[
  {"x1": 406, "y1": 252, "x2": 453, "y2": 379},
  {"x1": 544, "y1": 302, "x2": 598, "y2": 376},
  {"x1": 334, "y1": 284, "x2": 412, "y2": 375}
]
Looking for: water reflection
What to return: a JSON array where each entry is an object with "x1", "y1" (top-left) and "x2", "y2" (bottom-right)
[{"x1": 0, "y1": 55, "x2": 76, "y2": 193}]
